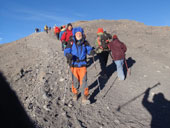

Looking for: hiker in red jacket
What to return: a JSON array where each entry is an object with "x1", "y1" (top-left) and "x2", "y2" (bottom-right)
[
  {"x1": 108, "y1": 35, "x2": 127, "y2": 80},
  {"x1": 54, "y1": 26, "x2": 60, "y2": 40},
  {"x1": 61, "y1": 23, "x2": 73, "y2": 50}
]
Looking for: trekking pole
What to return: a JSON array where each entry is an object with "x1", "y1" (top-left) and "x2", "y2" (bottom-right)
[
  {"x1": 124, "y1": 57, "x2": 130, "y2": 76},
  {"x1": 92, "y1": 55, "x2": 101, "y2": 94}
]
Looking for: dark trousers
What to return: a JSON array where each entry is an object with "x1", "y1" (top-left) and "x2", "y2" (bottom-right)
[
  {"x1": 56, "y1": 33, "x2": 59, "y2": 40},
  {"x1": 61, "y1": 43, "x2": 65, "y2": 51},
  {"x1": 97, "y1": 51, "x2": 109, "y2": 75}
]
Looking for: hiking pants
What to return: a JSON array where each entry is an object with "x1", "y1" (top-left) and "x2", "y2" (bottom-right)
[
  {"x1": 70, "y1": 67, "x2": 89, "y2": 96},
  {"x1": 97, "y1": 51, "x2": 109, "y2": 75},
  {"x1": 56, "y1": 33, "x2": 59, "y2": 40},
  {"x1": 114, "y1": 59, "x2": 125, "y2": 80}
]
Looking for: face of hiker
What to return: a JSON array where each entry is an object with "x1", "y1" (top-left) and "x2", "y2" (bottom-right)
[
  {"x1": 75, "y1": 32, "x2": 82, "y2": 40},
  {"x1": 68, "y1": 26, "x2": 72, "y2": 31}
]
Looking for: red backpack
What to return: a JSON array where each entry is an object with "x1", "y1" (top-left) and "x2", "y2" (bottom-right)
[{"x1": 54, "y1": 27, "x2": 60, "y2": 33}]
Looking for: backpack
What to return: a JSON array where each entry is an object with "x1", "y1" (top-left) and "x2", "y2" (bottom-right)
[
  {"x1": 59, "y1": 30, "x2": 66, "y2": 40},
  {"x1": 97, "y1": 34, "x2": 109, "y2": 50},
  {"x1": 97, "y1": 31, "x2": 112, "y2": 50}
]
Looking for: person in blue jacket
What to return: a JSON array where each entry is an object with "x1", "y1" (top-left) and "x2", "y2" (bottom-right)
[{"x1": 64, "y1": 27, "x2": 95, "y2": 105}]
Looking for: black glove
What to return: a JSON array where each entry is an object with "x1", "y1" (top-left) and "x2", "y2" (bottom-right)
[
  {"x1": 62, "y1": 41, "x2": 67, "y2": 45},
  {"x1": 69, "y1": 36, "x2": 74, "y2": 42},
  {"x1": 90, "y1": 49, "x2": 96, "y2": 56},
  {"x1": 66, "y1": 53, "x2": 72, "y2": 65}
]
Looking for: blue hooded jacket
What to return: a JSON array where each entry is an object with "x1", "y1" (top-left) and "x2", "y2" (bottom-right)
[{"x1": 64, "y1": 27, "x2": 93, "y2": 67}]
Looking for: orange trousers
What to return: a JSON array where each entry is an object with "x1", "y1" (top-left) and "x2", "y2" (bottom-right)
[{"x1": 71, "y1": 67, "x2": 89, "y2": 96}]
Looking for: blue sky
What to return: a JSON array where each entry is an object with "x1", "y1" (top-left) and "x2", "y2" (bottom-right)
[{"x1": 0, "y1": 0, "x2": 170, "y2": 44}]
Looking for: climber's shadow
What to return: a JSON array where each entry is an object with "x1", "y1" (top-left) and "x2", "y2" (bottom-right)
[
  {"x1": 86, "y1": 55, "x2": 98, "y2": 68},
  {"x1": 0, "y1": 72, "x2": 35, "y2": 128},
  {"x1": 89, "y1": 62, "x2": 117, "y2": 103},
  {"x1": 142, "y1": 88, "x2": 170, "y2": 128}
]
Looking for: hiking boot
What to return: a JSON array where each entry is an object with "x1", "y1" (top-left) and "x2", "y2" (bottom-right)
[
  {"x1": 82, "y1": 95, "x2": 90, "y2": 105},
  {"x1": 73, "y1": 94, "x2": 78, "y2": 101}
]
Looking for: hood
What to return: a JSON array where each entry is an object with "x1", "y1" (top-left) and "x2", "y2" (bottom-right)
[{"x1": 72, "y1": 27, "x2": 84, "y2": 36}]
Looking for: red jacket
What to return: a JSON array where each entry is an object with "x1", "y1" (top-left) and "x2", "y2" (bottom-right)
[
  {"x1": 54, "y1": 27, "x2": 60, "y2": 33},
  {"x1": 108, "y1": 39, "x2": 127, "y2": 60},
  {"x1": 61, "y1": 29, "x2": 73, "y2": 42}
]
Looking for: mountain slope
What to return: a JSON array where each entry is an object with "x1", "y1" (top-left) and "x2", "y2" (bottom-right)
[{"x1": 0, "y1": 20, "x2": 170, "y2": 128}]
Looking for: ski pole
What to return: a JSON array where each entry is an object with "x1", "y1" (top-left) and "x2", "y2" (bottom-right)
[
  {"x1": 124, "y1": 58, "x2": 130, "y2": 76},
  {"x1": 92, "y1": 55, "x2": 101, "y2": 93}
]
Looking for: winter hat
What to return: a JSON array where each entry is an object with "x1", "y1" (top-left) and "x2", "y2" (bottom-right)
[
  {"x1": 73, "y1": 27, "x2": 84, "y2": 36},
  {"x1": 62, "y1": 25, "x2": 66, "y2": 28},
  {"x1": 67, "y1": 23, "x2": 72, "y2": 27},
  {"x1": 113, "y1": 35, "x2": 118, "y2": 39},
  {"x1": 97, "y1": 28, "x2": 104, "y2": 34}
]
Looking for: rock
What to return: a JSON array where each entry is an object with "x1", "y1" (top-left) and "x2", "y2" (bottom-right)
[
  {"x1": 28, "y1": 103, "x2": 33, "y2": 110},
  {"x1": 59, "y1": 78, "x2": 65, "y2": 82},
  {"x1": 114, "y1": 119, "x2": 120, "y2": 124}
]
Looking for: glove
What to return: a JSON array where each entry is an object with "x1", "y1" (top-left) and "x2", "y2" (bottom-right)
[
  {"x1": 69, "y1": 36, "x2": 74, "y2": 42},
  {"x1": 62, "y1": 41, "x2": 67, "y2": 45},
  {"x1": 90, "y1": 49, "x2": 96, "y2": 56},
  {"x1": 66, "y1": 53, "x2": 72, "y2": 65}
]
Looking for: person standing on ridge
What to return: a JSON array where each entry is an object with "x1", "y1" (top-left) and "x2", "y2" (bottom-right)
[
  {"x1": 61, "y1": 23, "x2": 73, "y2": 50},
  {"x1": 94, "y1": 28, "x2": 111, "y2": 79},
  {"x1": 54, "y1": 26, "x2": 60, "y2": 40},
  {"x1": 44, "y1": 25, "x2": 48, "y2": 33},
  {"x1": 64, "y1": 27, "x2": 95, "y2": 105},
  {"x1": 108, "y1": 35, "x2": 127, "y2": 80},
  {"x1": 59, "y1": 25, "x2": 66, "y2": 50}
]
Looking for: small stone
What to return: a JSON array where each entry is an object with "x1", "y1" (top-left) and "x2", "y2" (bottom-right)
[
  {"x1": 43, "y1": 105, "x2": 50, "y2": 111},
  {"x1": 59, "y1": 78, "x2": 65, "y2": 82},
  {"x1": 144, "y1": 75, "x2": 147, "y2": 77},
  {"x1": 68, "y1": 102, "x2": 73, "y2": 108},
  {"x1": 114, "y1": 119, "x2": 120, "y2": 124},
  {"x1": 61, "y1": 112, "x2": 66, "y2": 117},
  {"x1": 28, "y1": 103, "x2": 33, "y2": 110},
  {"x1": 42, "y1": 93, "x2": 47, "y2": 99}
]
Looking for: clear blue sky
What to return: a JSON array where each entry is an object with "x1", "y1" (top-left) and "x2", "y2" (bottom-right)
[{"x1": 0, "y1": 0, "x2": 170, "y2": 44}]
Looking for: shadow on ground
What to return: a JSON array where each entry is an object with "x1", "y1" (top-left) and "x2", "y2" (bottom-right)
[
  {"x1": 142, "y1": 87, "x2": 170, "y2": 128},
  {"x1": 0, "y1": 72, "x2": 35, "y2": 128},
  {"x1": 89, "y1": 57, "x2": 136, "y2": 104}
]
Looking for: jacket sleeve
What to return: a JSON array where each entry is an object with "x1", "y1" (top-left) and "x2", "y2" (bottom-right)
[
  {"x1": 61, "y1": 32, "x2": 66, "y2": 42},
  {"x1": 121, "y1": 42, "x2": 127, "y2": 53},
  {"x1": 107, "y1": 42, "x2": 111, "y2": 50},
  {"x1": 94, "y1": 39, "x2": 99, "y2": 48},
  {"x1": 85, "y1": 42, "x2": 93, "y2": 55},
  {"x1": 64, "y1": 43, "x2": 72, "y2": 56}
]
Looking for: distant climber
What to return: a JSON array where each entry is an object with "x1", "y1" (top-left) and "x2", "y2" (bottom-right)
[
  {"x1": 108, "y1": 35, "x2": 127, "y2": 80},
  {"x1": 94, "y1": 28, "x2": 111, "y2": 79},
  {"x1": 54, "y1": 26, "x2": 60, "y2": 40},
  {"x1": 61, "y1": 23, "x2": 73, "y2": 51},
  {"x1": 59, "y1": 25, "x2": 66, "y2": 50},
  {"x1": 44, "y1": 25, "x2": 48, "y2": 33},
  {"x1": 64, "y1": 27, "x2": 95, "y2": 105},
  {"x1": 35, "y1": 28, "x2": 40, "y2": 33}
]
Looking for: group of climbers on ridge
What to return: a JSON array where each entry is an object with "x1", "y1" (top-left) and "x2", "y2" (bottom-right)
[{"x1": 45, "y1": 23, "x2": 127, "y2": 105}]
